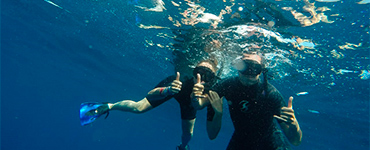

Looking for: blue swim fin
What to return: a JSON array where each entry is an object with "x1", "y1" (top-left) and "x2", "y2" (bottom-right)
[{"x1": 79, "y1": 102, "x2": 109, "y2": 126}]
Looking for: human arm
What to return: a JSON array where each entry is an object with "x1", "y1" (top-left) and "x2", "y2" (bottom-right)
[
  {"x1": 146, "y1": 72, "x2": 182, "y2": 101},
  {"x1": 206, "y1": 91, "x2": 223, "y2": 140},
  {"x1": 274, "y1": 96, "x2": 303, "y2": 146}
]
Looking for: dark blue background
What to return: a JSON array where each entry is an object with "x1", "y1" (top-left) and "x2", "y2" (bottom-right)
[{"x1": 2, "y1": 0, "x2": 369, "y2": 150}]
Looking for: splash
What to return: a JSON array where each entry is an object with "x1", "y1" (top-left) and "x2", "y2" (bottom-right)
[
  {"x1": 315, "y1": 0, "x2": 340, "y2": 2},
  {"x1": 135, "y1": 0, "x2": 166, "y2": 12},
  {"x1": 338, "y1": 43, "x2": 362, "y2": 50},
  {"x1": 281, "y1": 0, "x2": 335, "y2": 27},
  {"x1": 132, "y1": 0, "x2": 367, "y2": 87},
  {"x1": 169, "y1": 24, "x2": 305, "y2": 79}
]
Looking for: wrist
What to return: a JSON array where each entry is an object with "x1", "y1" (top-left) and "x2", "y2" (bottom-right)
[
  {"x1": 191, "y1": 95, "x2": 198, "y2": 102},
  {"x1": 292, "y1": 120, "x2": 300, "y2": 130},
  {"x1": 160, "y1": 87, "x2": 172, "y2": 96}
]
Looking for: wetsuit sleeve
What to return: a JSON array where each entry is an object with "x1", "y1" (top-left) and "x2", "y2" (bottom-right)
[
  {"x1": 146, "y1": 75, "x2": 177, "y2": 107},
  {"x1": 207, "y1": 105, "x2": 215, "y2": 121}
]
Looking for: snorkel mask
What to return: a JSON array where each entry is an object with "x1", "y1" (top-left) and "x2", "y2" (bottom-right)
[
  {"x1": 232, "y1": 56, "x2": 263, "y2": 76},
  {"x1": 193, "y1": 66, "x2": 217, "y2": 83}
]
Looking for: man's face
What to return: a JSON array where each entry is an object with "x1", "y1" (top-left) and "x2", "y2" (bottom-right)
[{"x1": 237, "y1": 54, "x2": 263, "y2": 86}]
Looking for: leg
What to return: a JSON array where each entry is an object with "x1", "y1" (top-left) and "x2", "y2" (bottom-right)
[
  {"x1": 178, "y1": 119, "x2": 195, "y2": 150},
  {"x1": 109, "y1": 98, "x2": 153, "y2": 113}
]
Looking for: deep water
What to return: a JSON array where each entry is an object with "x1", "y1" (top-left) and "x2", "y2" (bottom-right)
[{"x1": 2, "y1": 0, "x2": 369, "y2": 150}]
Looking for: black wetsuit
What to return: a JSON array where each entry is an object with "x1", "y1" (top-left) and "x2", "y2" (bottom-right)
[
  {"x1": 146, "y1": 75, "x2": 197, "y2": 120},
  {"x1": 214, "y1": 77, "x2": 291, "y2": 150}
]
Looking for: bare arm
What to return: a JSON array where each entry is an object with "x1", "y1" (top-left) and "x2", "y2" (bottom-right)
[
  {"x1": 274, "y1": 96, "x2": 302, "y2": 146},
  {"x1": 206, "y1": 91, "x2": 223, "y2": 140}
]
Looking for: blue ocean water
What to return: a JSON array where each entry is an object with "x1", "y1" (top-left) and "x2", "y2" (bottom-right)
[{"x1": 2, "y1": 0, "x2": 369, "y2": 150}]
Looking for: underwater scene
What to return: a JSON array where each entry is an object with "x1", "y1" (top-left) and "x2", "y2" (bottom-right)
[{"x1": 2, "y1": 0, "x2": 369, "y2": 149}]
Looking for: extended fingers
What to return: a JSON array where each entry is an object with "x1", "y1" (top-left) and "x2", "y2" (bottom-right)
[
  {"x1": 171, "y1": 80, "x2": 182, "y2": 88},
  {"x1": 172, "y1": 80, "x2": 182, "y2": 86},
  {"x1": 274, "y1": 115, "x2": 295, "y2": 123},
  {"x1": 192, "y1": 88, "x2": 204, "y2": 95},
  {"x1": 208, "y1": 91, "x2": 220, "y2": 101},
  {"x1": 193, "y1": 82, "x2": 204, "y2": 92},
  {"x1": 276, "y1": 107, "x2": 296, "y2": 123},
  {"x1": 280, "y1": 107, "x2": 295, "y2": 117},
  {"x1": 170, "y1": 79, "x2": 182, "y2": 93},
  {"x1": 281, "y1": 107, "x2": 294, "y2": 113},
  {"x1": 171, "y1": 86, "x2": 181, "y2": 93},
  {"x1": 274, "y1": 115, "x2": 286, "y2": 122},
  {"x1": 193, "y1": 83, "x2": 204, "y2": 89},
  {"x1": 280, "y1": 111, "x2": 295, "y2": 119},
  {"x1": 193, "y1": 86, "x2": 205, "y2": 98}
]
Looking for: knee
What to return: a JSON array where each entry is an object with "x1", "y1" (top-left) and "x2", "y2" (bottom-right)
[
  {"x1": 133, "y1": 108, "x2": 145, "y2": 114},
  {"x1": 130, "y1": 103, "x2": 146, "y2": 113},
  {"x1": 122, "y1": 101, "x2": 144, "y2": 113}
]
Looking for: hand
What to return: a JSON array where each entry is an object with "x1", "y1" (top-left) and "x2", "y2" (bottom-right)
[
  {"x1": 207, "y1": 91, "x2": 223, "y2": 114},
  {"x1": 192, "y1": 73, "x2": 206, "y2": 100},
  {"x1": 274, "y1": 96, "x2": 302, "y2": 146},
  {"x1": 274, "y1": 96, "x2": 296, "y2": 124},
  {"x1": 169, "y1": 72, "x2": 182, "y2": 94}
]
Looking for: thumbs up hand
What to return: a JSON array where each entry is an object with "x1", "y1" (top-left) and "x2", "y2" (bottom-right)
[
  {"x1": 274, "y1": 96, "x2": 296, "y2": 124},
  {"x1": 168, "y1": 72, "x2": 182, "y2": 95},
  {"x1": 192, "y1": 73, "x2": 206, "y2": 100},
  {"x1": 274, "y1": 96, "x2": 302, "y2": 146}
]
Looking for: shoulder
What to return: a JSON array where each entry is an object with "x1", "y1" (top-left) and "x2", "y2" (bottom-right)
[
  {"x1": 265, "y1": 82, "x2": 285, "y2": 106},
  {"x1": 266, "y1": 82, "x2": 279, "y2": 93},
  {"x1": 216, "y1": 76, "x2": 239, "y2": 87},
  {"x1": 213, "y1": 76, "x2": 239, "y2": 94}
]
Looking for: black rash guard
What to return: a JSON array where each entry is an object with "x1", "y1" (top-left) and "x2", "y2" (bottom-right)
[
  {"x1": 146, "y1": 75, "x2": 197, "y2": 120},
  {"x1": 214, "y1": 77, "x2": 291, "y2": 150}
]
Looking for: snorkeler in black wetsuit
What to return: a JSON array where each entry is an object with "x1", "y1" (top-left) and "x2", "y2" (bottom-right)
[
  {"x1": 81, "y1": 59, "x2": 223, "y2": 150},
  {"x1": 146, "y1": 60, "x2": 223, "y2": 150},
  {"x1": 214, "y1": 52, "x2": 302, "y2": 150}
]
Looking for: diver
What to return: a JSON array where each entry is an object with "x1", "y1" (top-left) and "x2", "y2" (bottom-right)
[
  {"x1": 214, "y1": 51, "x2": 302, "y2": 149},
  {"x1": 80, "y1": 59, "x2": 223, "y2": 150}
]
